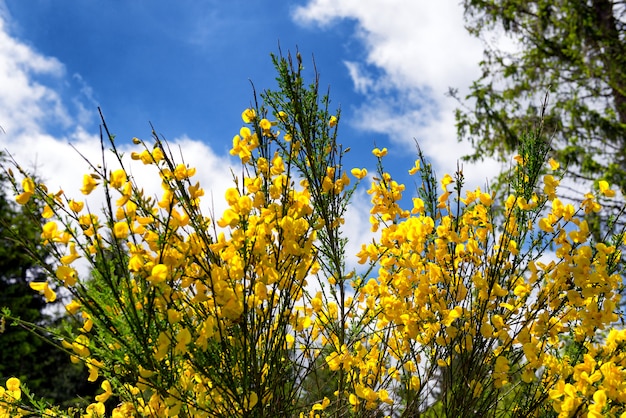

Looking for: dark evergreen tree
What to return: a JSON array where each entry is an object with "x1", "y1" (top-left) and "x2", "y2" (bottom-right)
[{"x1": 0, "y1": 154, "x2": 97, "y2": 408}]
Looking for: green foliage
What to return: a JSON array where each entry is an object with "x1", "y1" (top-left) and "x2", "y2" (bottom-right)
[
  {"x1": 0, "y1": 153, "x2": 97, "y2": 409},
  {"x1": 456, "y1": 0, "x2": 626, "y2": 212},
  {"x1": 455, "y1": 0, "x2": 626, "y2": 305}
]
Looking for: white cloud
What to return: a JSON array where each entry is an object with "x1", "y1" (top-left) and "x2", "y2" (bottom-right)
[
  {"x1": 294, "y1": 0, "x2": 483, "y2": 94},
  {"x1": 294, "y1": 0, "x2": 505, "y2": 189},
  {"x1": 0, "y1": 7, "x2": 234, "y2": 238},
  {"x1": 343, "y1": 61, "x2": 373, "y2": 94},
  {"x1": 343, "y1": 186, "x2": 377, "y2": 270},
  {"x1": 0, "y1": 20, "x2": 71, "y2": 136}
]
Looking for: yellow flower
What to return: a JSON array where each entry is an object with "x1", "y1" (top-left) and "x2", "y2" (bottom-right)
[
  {"x1": 56, "y1": 265, "x2": 78, "y2": 286},
  {"x1": 548, "y1": 158, "x2": 560, "y2": 170},
  {"x1": 95, "y1": 380, "x2": 113, "y2": 403},
  {"x1": 598, "y1": 180, "x2": 616, "y2": 197},
  {"x1": 41, "y1": 221, "x2": 60, "y2": 242},
  {"x1": 152, "y1": 147, "x2": 165, "y2": 162},
  {"x1": 277, "y1": 110, "x2": 288, "y2": 122},
  {"x1": 582, "y1": 192, "x2": 602, "y2": 213},
  {"x1": 351, "y1": 168, "x2": 367, "y2": 180},
  {"x1": 260, "y1": 118, "x2": 272, "y2": 131},
  {"x1": 5, "y1": 377, "x2": 21, "y2": 401},
  {"x1": 494, "y1": 356, "x2": 509, "y2": 373},
  {"x1": 5, "y1": 377, "x2": 20, "y2": 391},
  {"x1": 412, "y1": 197, "x2": 425, "y2": 214},
  {"x1": 60, "y1": 242, "x2": 80, "y2": 265},
  {"x1": 543, "y1": 174, "x2": 559, "y2": 199},
  {"x1": 175, "y1": 328, "x2": 192, "y2": 354},
  {"x1": 85, "y1": 401, "x2": 105, "y2": 416},
  {"x1": 478, "y1": 192, "x2": 492, "y2": 207},
  {"x1": 592, "y1": 389, "x2": 607, "y2": 408},
  {"x1": 148, "y1": 264, "x2": 168, "y2": 284},
  {"x1": 16, "y1": 178, "x2": 35, "y2": 204},
  {"x1": 242, "y1": 108, "x2": 256, "y2": 123},
  {"x1": 22, "y1": 177, "x2": 35, "y2": 193},
  {"x1": 244, "y1": 392, "x2": 259, "y2": 411},
  {"x1": 113, "y1": 221, "x2": 130, "y2": 239},
  {"x1": 285, "y1": 333, "x2": 295, "y2": 349},
  {"x1": 42, "y1": 204, "x2": 54, "y2": 218},
  {"x1": 109, "y1": 169, "x2": 127, "y2": 189},
  {"x1": 30, "y1": 281, "x2": 57, "y2": 302},
  {"x1": 312, "y1": 397, "x2": 331, "y2": 410},
  {"x1": 66, "y1": 300, "x2": 81, "y2": 315},
  {"x1": 372, "y1": 147, "x2": 388, "y2": 158},
  {"x1": 68, "y1": 199, "x2": 84, "y2": 213},
  {"x1": 538, "y1": 217, "x2": 554, "y2": 233},
  {"x1": 441, "y1": 174, "x2": 453, "y2": 190},
  {"x1": 80, "y1": 174, "x2": 98, "y2": 195},
  {"x1": 16, "y1": 191, "x2": 32, "y2": 205},
  {"x1": 86, "y1": 360, "x2": 102, "y2": 382},
  {"x1": 217, "y1": 208, "x2": 240, "y2": 228},
  {"x1": 174, "y1": 163, "x2": 196, "y2": 180},
  {"x1": 408, "y1": 159, "x2": 420, "y2": 175}
]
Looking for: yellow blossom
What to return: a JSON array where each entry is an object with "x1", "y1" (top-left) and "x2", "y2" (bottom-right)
[
  {"x1": 372, "y1": 147, "x2": 388, "y2": 158},
  {"x1": 56, "y1": 265, "x2": 78, "y2": 286},
  {"x1": 351, "y1": 168, "x2": 368, "y2": 180},
  {"x1": 408, "y1": 159, "x2": 420, "y2": 175},
  {"x1": 598, "y1": 180, "x2": 616, "y2": 197},
  {"x1": 148, "y1": 264, "x2": 168, "y2": 284},
  {"x1": 548, "y1": 158, "x2": 560, "y2": 170},
  {"x1": 109, "y1": 169, "x2": 127, "y2": 189},
  {"x1": 80, "y1": 174, "x2": 98, "y2": 195},
  {"x1": 30, "y1": 281, "x2": 56, "y2": 302},
  {"x1": 95, "y1": 380, "x2": 113, "y2": 403},
  {"x1": 68, "y1": 199, "x2": 84, "y2": 212},
  {"x1": 441, "y1": 173, "x2": 453, "y2": 190},
  {"x1": 242, "y1": 108, "x2": 256, "y2": 123},
  {"x1": 113, "y1": 221, "x2": 130, "y2": 239}
]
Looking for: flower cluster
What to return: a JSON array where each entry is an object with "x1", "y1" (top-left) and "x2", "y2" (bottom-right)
[{"x1": 2, "y1": 54, "x2": 625, "y2": 418}]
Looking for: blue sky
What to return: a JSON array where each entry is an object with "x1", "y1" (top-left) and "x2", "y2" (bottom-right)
[
  {"x1": 3, "y1": 1, "x2": 367, "y2": 147},
  {"x1": 0, "y1": 0, "x2": 503, "y2": 261}
]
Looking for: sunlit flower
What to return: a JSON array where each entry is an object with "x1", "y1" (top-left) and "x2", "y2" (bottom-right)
[
  {"x1": 548, "y1": 158, "x2": 560, "y2": 170},
  {"x1": 598, "y1": 180, "x2": 616, "y2": 197},
  {"x1": 30, "y1": 281, "x2": 56, "y2": 302},
  {"x1": 372, "y1": 147, "x2": 388, "y2": 158},
  {"x1": 241, "y1": 108, "x2": 256, "y2": 123},
  {"x1": 351, "y1": 167, "x2": 367, "y2": 180},
  {"x1": 95, "y1": 380, "x2": 113, "y2": 403},
  {"x1": 80, "y1": 174, "x2": 98, "y2": 195}
]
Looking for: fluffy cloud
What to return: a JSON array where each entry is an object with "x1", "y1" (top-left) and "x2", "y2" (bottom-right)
[
  {"x1": 0, "y1": 14, "x2": 70, "y2": 138},
  {"x1": 294, "y1": 0, "x2": 482, "y2": 95},
  {"x1": 294, "y1": 0, "x2": 504, "y2": 188},
  {"x1": 0, "y1": 7, "x2": 234, "y2": 220}
]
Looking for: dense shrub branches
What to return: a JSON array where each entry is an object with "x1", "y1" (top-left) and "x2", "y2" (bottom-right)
[{"x1": 1, "y1": 52, "x2": 625, "y2": 418}]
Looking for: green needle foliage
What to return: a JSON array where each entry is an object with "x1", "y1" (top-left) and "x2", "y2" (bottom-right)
[{"x1": 455, "y1": 0, "x2": 626, "y2": 244}]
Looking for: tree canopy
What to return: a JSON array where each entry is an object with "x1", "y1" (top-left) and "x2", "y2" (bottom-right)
[{"x1": 457, "y1": 0, "x2": 626, "y2": 198}]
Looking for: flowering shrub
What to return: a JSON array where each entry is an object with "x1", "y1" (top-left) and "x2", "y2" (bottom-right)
[{"x1": 2, "y1": 53, "x2": 625, "y2": 417}]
